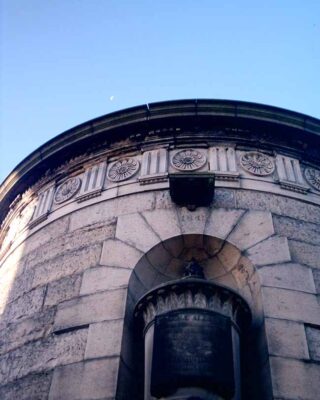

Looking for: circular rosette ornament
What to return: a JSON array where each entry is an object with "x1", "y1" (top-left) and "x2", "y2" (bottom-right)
[
  {"x1": 54, "y1": 177, "x2": 81, "y2": 204},
  {"x1": 107, "y1": 158, "x2": 140, "y2": 182},
  {"x1": 304, "y1": 167, "x2": 320, "y2": 191},
  {"x1": 171, "y1": 149, "x2": 207, "y2": 171},
  {"x1": 240, "y1": 152, "x2": 275, "y2": 176}
]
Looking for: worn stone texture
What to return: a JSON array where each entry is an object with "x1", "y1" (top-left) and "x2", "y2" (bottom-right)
[
  {"x1": 69, "y1": 192, "x2": 155, "y2": 231},
  {"x1": 313, "y1": 269, "x2": 320, "y2": 293},
  {"x1": 2, "y1": 286, "x2": 46, "y2": 323},
  {"x1": 45, "y1": 274, "x2": 82, "y2": 306},
  {"x1": 85, "y1": 319, "x2": 124, "y2": 359},
  {"x1": 273, "y1": 215, "x2": 320, "y2": 246},
  {"x1": 262, "y1": 287, "x2": 320, "y2": 325},
  {"x1": 235, "y1": 190, "x2": 320, "y2": 224},
  {"x1": 0, "y1": 329, "x2": 87, "y2": 385},
  {"x1": 48, "y1": 358, "x2": 119, "y2": 400},
  {"x1": 0, "y1": 371, "x2": 53, "y2": 400},
  {"x1": 24, "y1": 216, "x2": 70, "y2": 255},
  {"x1": 31, "y1": 244, "x2": 101, "y2": 288},
  {"x1": 289, "y1": 240, "x2": 320, "y2": 269},
  {"x1": 305, "y1": 325, "x2": 320, "y2": 361},
  {"x1": 100, "y1": 239, "x2": 143, "y2": 269},
  {"x1": 0, "y1": 308, "x2": 55, "y2": 355},
  {"x1": 54, "y1": 289, "x2": 126, "y2": 331},
  {"x1": 270, "y1": 356, "x2": 320, "y2": 400},
  {"x1": 259, "y1": 263, "x2": 316, "y2": 293},
  {"x1": 80, "y1": 267, "x2": 131, "y2": 295},
  {"x1": 26, "y1": 221, "x2": 116, "y2": 267},
  {"x1": 265, "y1": 318, "x2": 309, "y2": 359},
  {"x1": 228, "y1": 211, "x2": 274, "y2": 250}
]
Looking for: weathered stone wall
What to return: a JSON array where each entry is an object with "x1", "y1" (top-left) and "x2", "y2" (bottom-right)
[{"x1": 0, "y1": 187, "x2": 319, "y2": 399}]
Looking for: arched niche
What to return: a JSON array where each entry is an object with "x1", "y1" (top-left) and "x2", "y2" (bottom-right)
[{"x1": 116, "y1": 234, "x2": 272, "y2": 400}]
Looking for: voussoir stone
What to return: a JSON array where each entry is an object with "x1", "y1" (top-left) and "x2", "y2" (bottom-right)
[
  {"x1": 100, "y1": 239, "x2": 143, "y2": 268},
  {"x1": 116, "y1": 213, "x2": 160, "y2": 252},
  {"x1": 204, "y1": 209, "x2": 245, "y2": 240},
  {"x1": 228, "y1": 211, "x2": 274, "y2": 250}
]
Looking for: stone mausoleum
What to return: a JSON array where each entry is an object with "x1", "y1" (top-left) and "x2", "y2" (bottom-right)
[{"x1": 0, "y1": 99, "x2": 320, "y2": 400}]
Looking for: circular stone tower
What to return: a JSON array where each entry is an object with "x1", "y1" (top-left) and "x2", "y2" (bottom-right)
[{"x1": 0, "y1": 99, "x2": 320, "y2": 400}]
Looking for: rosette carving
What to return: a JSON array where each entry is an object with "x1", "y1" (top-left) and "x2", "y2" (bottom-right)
[
  {"x1": 54, "y1": 177, "x2": 81, "y2": 204},
  {"x1": 240, "y1": 152, "x2": 275, "y2": 176},
  {"x1": 107, "y1": 158, "x2": 140, "y2": 182},
  {"x1": 305, "y1": 167, "x2": 320, "y2": 191},
  {"x1": 171, "y1": 149, "x2": 206, "y2": 171}
]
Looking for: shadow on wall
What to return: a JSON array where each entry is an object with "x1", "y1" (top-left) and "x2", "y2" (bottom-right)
[{"x1": 117, "y1": 234, "x2": 273, "y2": 400}]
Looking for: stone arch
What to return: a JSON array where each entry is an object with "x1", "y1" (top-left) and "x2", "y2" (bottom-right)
[{"x1": 116, "y1": 233, "x2": 272, "y2": 400}]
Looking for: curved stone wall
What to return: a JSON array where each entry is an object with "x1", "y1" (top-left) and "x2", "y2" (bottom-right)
[{"x1": 0, "y1": 100, "x2": 320, "y2": 400}]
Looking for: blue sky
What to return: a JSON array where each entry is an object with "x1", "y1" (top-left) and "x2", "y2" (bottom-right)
[{"x1": 1, "y1": 0, "x2": 320, "y2": 183}]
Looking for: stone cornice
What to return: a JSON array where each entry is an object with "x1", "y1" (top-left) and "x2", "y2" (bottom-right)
[{"x1": 1, "y1": 99, "x2": 320, "y2": 224}]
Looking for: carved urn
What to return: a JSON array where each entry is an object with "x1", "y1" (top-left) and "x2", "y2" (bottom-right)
[{"x1": 135, "y1": 261, "x2": 251, "y2": 400}]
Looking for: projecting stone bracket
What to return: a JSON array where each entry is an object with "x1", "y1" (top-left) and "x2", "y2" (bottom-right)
[{"x1": 169, "y1": 172, "x2": 215, "y2": 210}]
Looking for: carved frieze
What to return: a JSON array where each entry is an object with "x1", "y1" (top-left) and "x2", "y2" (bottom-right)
[
  {"x1": 275, "y1": 155, "x2": 309, "y2": 194},
  {"x1": 208, "y1": 147, "x2": 239, "y2": 181},
  {"x1": 107, "y1": 158, "x2": 140, "y2": 182},
  {"x1": 304, "y1": 167, "x2": 320, "y2": 192},
  {"x1": 77, "y1": 161, "x2": 107, "y2": 202},
  {"x1": 54, "y1": 177, "x2": 81, "y2": 204},
  {"x1": 171, "y1": 149, "x2": 207, "y2": 171},
  {"x1": 240, "y1": 152, "x2": 275, "y2": 176},
  {"x1": 29, "y1": 184, "x2": 55, "y2": 227},
  {"x1": 139, "y1": 149, "x2": 168, "y2": 185}
]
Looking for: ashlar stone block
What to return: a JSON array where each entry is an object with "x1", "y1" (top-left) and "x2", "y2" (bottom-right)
[
  {"x1": 49, "y1": 358, "x2": 119, "y2": 400},
  {"x1": 246, "y1": 236, "x2": 291, "y2": 266},
  {"x1": 265, "y1": 318, "x2": 309, "y2": 359},
  {"x1": 262, "y1": 287, "x2": 320, "y2": 325},
  {"x1": 228, "y1": 211, "x2": 274, "y2": 250},
  {"x1": 289, "y1": 239, "x2": 320, "y2": 269},
  {"x1": 31, "y1": 244, "x2": 101, "y2": 288},
  {"x1": 0, "y1": 329, "x2": 87, "y2": 385},
  {"x1": 53, "y1": 289, "x2": 126, "y2": 332},
  {"x1": 0, "y1": 371, "x2": 52, "y2": 400},
  {"x1": 259, "y1": 263, "x2": 316, "y2": 293},
  {"x1": 44, "y1": 274, "x2": 82, "y2": 307},
  {"x1": 85, "y1": 319, "x2": 124, "y2": 359},
  {"x1": 270, "y1": 357, "x2": 320, "y2": 400},
  {"x1": 80, "y1": 266, "x2": 131, "y2": 295}
]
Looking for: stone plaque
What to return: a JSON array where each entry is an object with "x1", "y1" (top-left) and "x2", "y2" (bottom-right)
[{"x1": 151, "y1": 309, "x2": 235, "y2": 399}]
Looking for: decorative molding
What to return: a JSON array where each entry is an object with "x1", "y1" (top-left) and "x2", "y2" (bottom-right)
[
  {"x1": 171, "y1": 149, "x2": 207, "y2": 171},
  {"x1": 275, "y1": 155, "x2": 309, "y2": 194},
  {"x1": 54, "y1": 177, "x2": 81, "y2": 204},
  {"x1": 208, "y1": 147, "x2": 239, "y2": 181},
  {"x1": 29, "y1": 184, "x2": 55, "y2": 227},
  {"x1": 77, "y1": 161, "x2": 107, "y2": 202},
  {"x1": 139, "y1": 149, "x2": 168, "y2": 185},
  {"x1": 304, "y1": 167, "x2": 320, "y2": 192},
  {"x1": 240, "y1": 152, "x2": 275, "y2": 176},
  {"x1": 107, "y1": 158, "x2": 140, "y2": 182}
]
